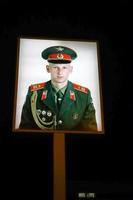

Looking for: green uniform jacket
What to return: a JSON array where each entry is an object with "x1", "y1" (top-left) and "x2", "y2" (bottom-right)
[{"x1": 19, "y1": 80, "x2": 97, "y2": 131}]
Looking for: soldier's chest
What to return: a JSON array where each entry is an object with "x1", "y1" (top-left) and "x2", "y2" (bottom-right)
[{"x1": 36, "y1": 97, "x2": 86, "y2": 121}]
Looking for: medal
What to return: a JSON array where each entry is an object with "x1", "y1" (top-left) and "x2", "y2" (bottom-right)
[
  {"x1": 42, "y1": 110, "x2": 46, "y2": 115},
  {"x1": 47, "y1": 111, "x2": 52, "y2": 117}
]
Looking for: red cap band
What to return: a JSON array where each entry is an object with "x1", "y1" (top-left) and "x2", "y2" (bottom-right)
[{"x1": 48, "y1": 53, "x2": 71, "y2": 61}]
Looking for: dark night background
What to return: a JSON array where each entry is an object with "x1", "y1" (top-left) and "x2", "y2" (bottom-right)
[{"x1": 1, "y1": 0, "x2": 133, "y2": 199}]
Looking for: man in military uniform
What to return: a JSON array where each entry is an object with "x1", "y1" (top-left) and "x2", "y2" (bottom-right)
[{"x1": 19, "y1": 45, "x2": 97, "y2": 131}]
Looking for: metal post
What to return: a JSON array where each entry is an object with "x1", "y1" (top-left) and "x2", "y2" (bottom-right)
[{"x1": 53, "y1": 132, "x2": 66, "y2": 200}]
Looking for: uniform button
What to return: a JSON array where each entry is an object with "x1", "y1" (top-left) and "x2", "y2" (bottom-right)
[{"x1": 58, "y1": 120, "x2": 63, "y2": 125}]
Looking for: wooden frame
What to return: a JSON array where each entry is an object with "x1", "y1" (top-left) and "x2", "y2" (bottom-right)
[{"x1": 12, "y1": 37, "x2": 104, "y2": 134}]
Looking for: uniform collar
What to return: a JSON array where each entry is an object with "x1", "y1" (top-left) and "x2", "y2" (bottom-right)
[
  {"x1": 51, "y1": 83, "x2": 67, "y2": 95},
  {"x1": 41, "y1": 81, "x2": 76, "y2": 115}
]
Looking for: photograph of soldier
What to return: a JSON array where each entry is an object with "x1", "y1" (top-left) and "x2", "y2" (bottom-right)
[{"x1": 19, "y1": 45, "x2": 98, "y2": 131}]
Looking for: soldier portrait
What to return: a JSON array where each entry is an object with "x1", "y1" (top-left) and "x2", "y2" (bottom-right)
[{"x1": 13, "y1": 38, "x2": 104, "y2": 133}]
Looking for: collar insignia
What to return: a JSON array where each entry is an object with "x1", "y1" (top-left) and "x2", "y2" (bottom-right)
[
  {"x1": 70, "y1": 90, "x2": 76, "y2": 101},
  {"x1": 41, "y1": 90, "x2": 48, "y2": 100}
]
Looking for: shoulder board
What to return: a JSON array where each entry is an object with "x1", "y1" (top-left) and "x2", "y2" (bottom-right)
[
  {"x1": 73, "y1": 83, "x2": 89, "y2": 94},
  {"x1": 30, "y1": 82, "x2": 46, "y2": 91}
]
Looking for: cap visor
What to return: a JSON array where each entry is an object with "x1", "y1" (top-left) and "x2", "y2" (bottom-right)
[{"x1": 48, "y1": 60, "x2": 71, "y2": 64}]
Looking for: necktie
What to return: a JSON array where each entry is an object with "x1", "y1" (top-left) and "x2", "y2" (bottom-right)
[{"x1": 56, "y1": 90, "x2": 63, "y2": 111}]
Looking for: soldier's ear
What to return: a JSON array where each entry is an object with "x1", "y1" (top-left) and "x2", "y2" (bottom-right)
[{"x1": 46, "y1": 65, "x2": 50, "y2": 73}]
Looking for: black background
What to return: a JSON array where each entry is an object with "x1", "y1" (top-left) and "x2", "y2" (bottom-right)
[{"x1": 1, "y1": 0, "x2": 133, "y2": 199}]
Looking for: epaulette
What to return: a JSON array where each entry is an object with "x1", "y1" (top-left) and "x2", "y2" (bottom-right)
[
  {"x1": 73, "y1": 83, "x2": 89, "y2": 94},
  {"x1": 30, "y1": 82, "x2": 46, "y2": 91}
]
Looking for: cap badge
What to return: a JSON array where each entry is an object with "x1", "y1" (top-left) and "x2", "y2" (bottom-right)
[
  {"x1": 56, "y1": 47, "x2": 64, "y2": 51},
  {"x1": 57, "y1": 53, "x2": 64, "y2": 59}
]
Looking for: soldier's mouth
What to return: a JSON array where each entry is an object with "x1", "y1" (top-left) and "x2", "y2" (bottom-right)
[{"x1": 57, "y1": 76, "x2": 63, "y2": 78}]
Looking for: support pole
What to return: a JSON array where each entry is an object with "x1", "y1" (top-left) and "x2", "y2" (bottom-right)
[{"x1": 53, "y1": 132, "x2": 66, "y2": 200}]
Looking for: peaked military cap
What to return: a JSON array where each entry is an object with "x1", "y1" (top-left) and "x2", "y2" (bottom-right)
[{"x1": 41, "y1": 45, "x2": 77, "y2": 63}]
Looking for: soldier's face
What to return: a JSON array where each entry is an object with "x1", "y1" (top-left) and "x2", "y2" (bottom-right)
[{"x1": 46, "y1": 63, "x2": 73, "y2": 84}]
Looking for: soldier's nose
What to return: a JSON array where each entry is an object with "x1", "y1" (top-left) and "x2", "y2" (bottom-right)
[{"x1": 57, "y1": 68, "x2": 63, "y2": 74}]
